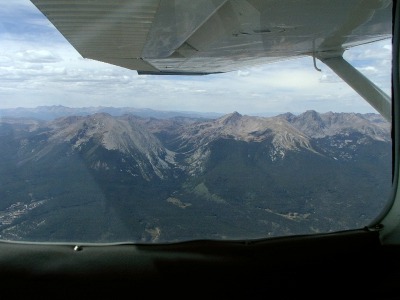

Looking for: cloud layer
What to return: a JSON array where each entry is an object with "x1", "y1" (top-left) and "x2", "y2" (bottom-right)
[{"x1": 0, "y1": 0, "x2": 392, "y2": 116}]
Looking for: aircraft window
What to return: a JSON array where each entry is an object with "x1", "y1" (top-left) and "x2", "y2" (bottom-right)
[{"x1": 0, "y1": 1, "x2": 393, "y2": 243}]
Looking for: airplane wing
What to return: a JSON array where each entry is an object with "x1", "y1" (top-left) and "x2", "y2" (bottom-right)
[
  {"x1": 29, "y1": 0, "x2": 392, "y2": 75},
  {"x1": 29, "y1": 0, "x2": 393, "y2": 121}
]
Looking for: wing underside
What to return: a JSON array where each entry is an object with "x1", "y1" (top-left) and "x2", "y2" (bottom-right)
[{"x1": 30, "y1": 0, "x2": 392, "y2": 75}]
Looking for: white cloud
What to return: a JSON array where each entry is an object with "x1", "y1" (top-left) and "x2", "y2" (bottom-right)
[
  {"x1": 0, "y1": 1, "x2": 392, "y2": 116},
  {"x1": 15, "y1": 49, "x2": 61, "y2": 63}
]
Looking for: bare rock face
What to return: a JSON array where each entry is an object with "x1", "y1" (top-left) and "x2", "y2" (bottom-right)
[
  {"x1": 279, "y1": 110, "x2": 390, "y2": 141},
  {"x1": 0, "y1": 109, "x2": 392, "y2": 242}
]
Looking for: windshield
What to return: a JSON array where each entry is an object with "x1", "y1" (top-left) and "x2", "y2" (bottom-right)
[{"x1": 0, "y1": 0, "x2": 393, "y2": 243}]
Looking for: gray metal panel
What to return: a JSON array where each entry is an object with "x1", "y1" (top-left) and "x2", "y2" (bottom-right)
[
  {"x1": 31, "y1": 0, "x2": 160, "y2": 68},
  {"x1": 148, "y1": 0, "x2": 392, "y2": 73},
  {"x1": 142, "y1": 0, "x2": 228, "y2": 58}
]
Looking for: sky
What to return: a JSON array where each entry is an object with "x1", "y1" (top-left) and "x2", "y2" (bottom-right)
[{"x1": 0, "y1": 0, "x2": 393, "y2": 116}]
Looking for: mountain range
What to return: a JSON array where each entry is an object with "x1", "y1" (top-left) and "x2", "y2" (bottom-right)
[
  {"x1": 0, "y1": 105, "x2": 223, "y2": 121},
  {"x1": 0, "y1": 108, "x2": 392, "y2": 243}
]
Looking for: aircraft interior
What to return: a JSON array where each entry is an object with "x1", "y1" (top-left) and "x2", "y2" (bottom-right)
[{"x1": 0, "y1": 1, "x2": 399, "y2": 299}]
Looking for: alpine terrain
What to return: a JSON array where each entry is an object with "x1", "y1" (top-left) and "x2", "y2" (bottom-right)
[{"x1": 0, "y1": 108, "x2": 392, "y2": 243}]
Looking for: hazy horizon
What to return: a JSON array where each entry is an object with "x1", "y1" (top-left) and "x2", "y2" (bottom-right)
[{"x1": 0, "y1": 1, "x2": 392, "y2": 115}]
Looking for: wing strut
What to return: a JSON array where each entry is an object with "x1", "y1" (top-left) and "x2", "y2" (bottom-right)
[{"x1": 317, "y1": 55, "x2": 391, "y2": 121}]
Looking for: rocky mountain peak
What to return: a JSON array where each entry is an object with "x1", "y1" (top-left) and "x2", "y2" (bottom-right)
[
  {"x1": 295, "y1": 110, "x2": 326, "y2": 134},
  {"x1": 218, "y1": 111, "x2": 242, "y2": 125},
  {"x1": 279, "y1": 111, "x2": 390, "y2": 141},
  {"x1": 51, "y1": 114, "x2": 161, "y2": 154},
  {"x1": 279, "y1": 112, "x2": 296, "y2": 122}
]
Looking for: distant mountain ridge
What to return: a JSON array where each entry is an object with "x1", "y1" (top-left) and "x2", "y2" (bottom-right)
[
  {"x1": 0, "y1": 110, "x2": 392, "y2": 243},
  {"x1": 278, "y1": 110, "x2": 390, "y2": 140},
  {"x1": 0, "y1": 105, "x2": 223, "y2": 120}
]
